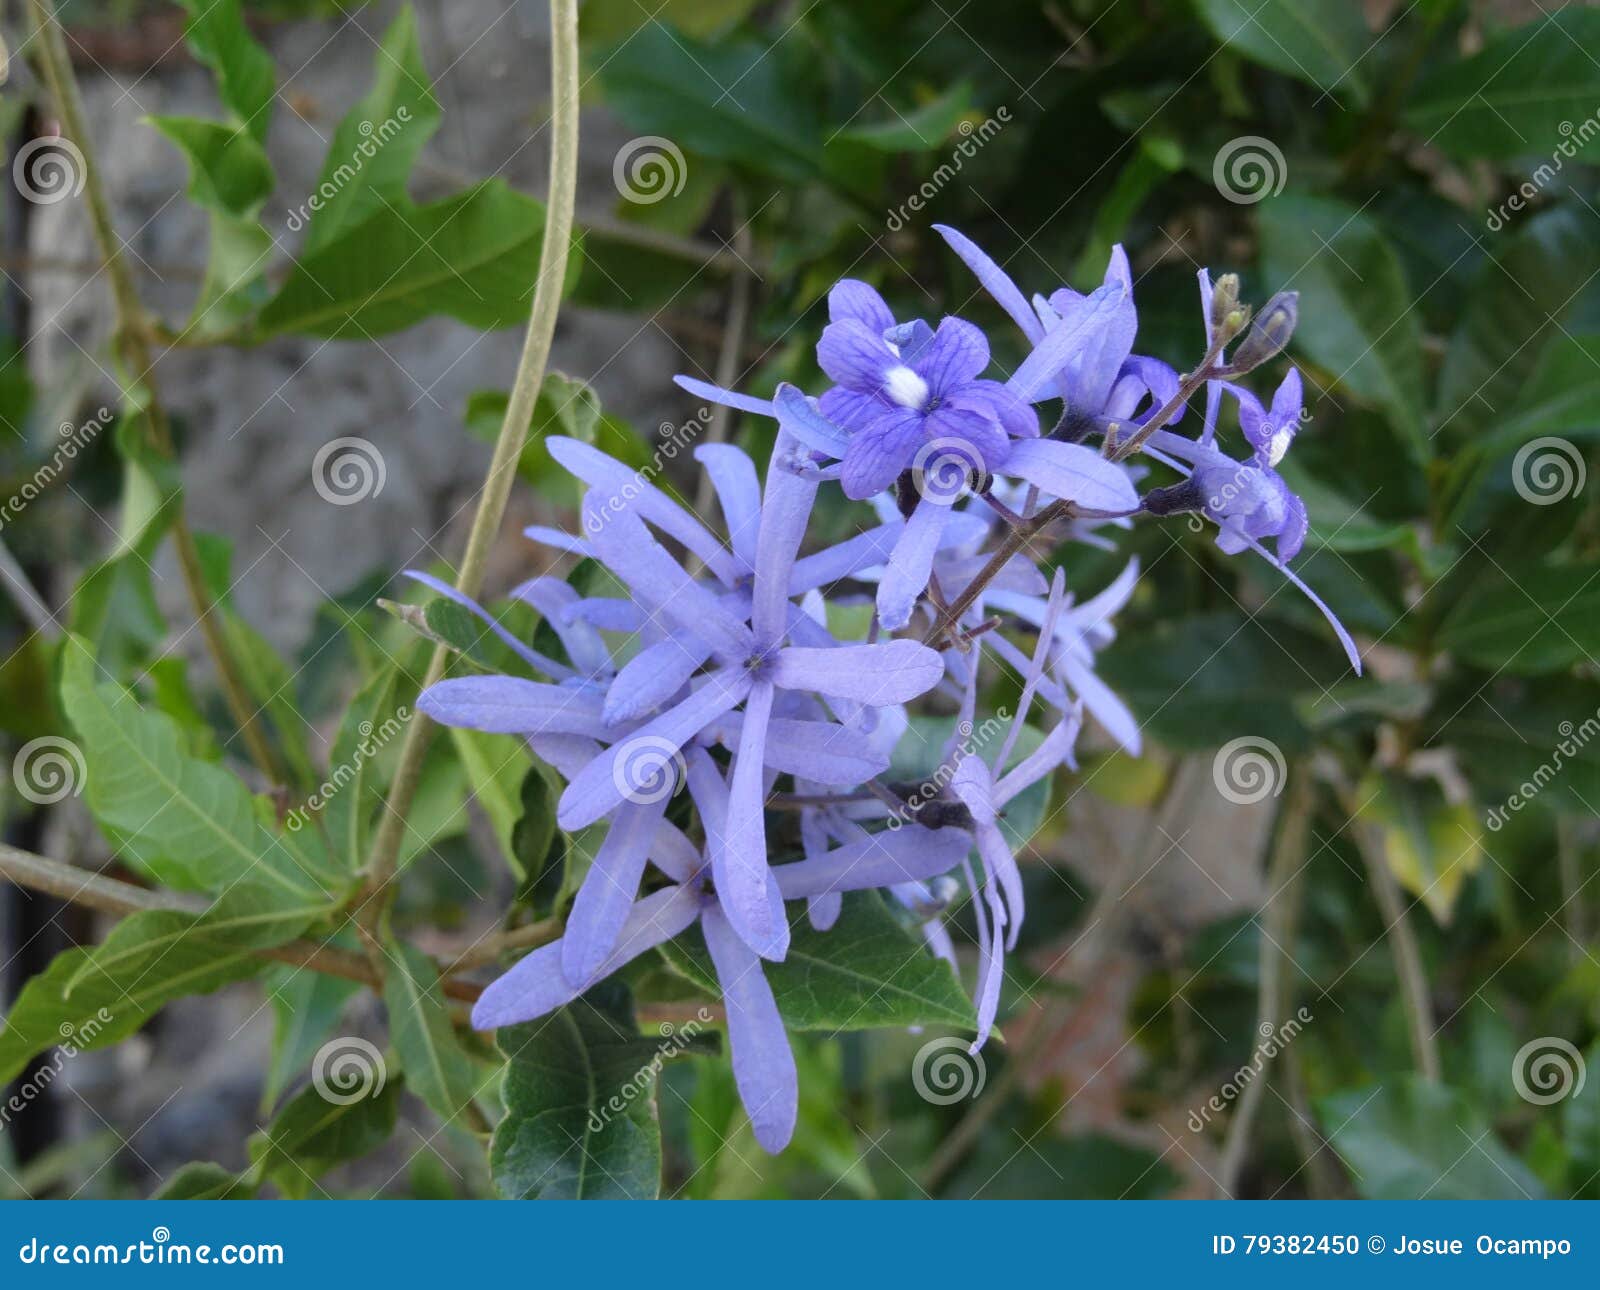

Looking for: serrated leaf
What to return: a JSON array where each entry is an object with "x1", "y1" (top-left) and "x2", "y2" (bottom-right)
[
  {"x1": 1318, "y1": 1077, "x2": 1544, "y2": 1199},
  {"x1": 301, "y1": 5, "x2": 441, "y2": 253},
  {"x1": 0, "y1": 927, "x2": 263, "y2": 1084},
  {"x1": 490, "y1": 982, "x2": 663, "y2": 1199},
  {"x1": 1195, "y1": 0, "x2": 1370, "y2": 103},
  {"x1": 382, "y1": 940, "x2": 485, "y2": 1127},
  {"x1": 1405, "y1": 9, "x2": 1600, "y2": 159},
  {"x1": 1258, "y1": 195, "x2": 1425, "y2": 459},
  {"x1": 661, "y1": 891, "x2": 974, "y2": 1032},
  {"x1": 258, "y1": 180, "x2": 574, "y2": 339},
  {"x1": 248, "y1": 1077, "x2": 401, "y2": 1198},
  {"x1": 60, "y1": 637, "x2": 341, "y2": 906},
  {"x1": 155, "y1": 1162, "x2": 256, "y2": 1200}
]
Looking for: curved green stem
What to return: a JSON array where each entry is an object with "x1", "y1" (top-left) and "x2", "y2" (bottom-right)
[{"x1": 360, "y1": 0, "x2": 581, "y2": 929}]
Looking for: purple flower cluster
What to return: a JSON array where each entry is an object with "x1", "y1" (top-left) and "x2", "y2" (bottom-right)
[{"x1": 413, "y1": 226, "x2": 1361, "y2": 1155}]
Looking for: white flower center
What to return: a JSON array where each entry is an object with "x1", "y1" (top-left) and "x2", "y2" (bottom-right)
[
  {"x1": 1266, "y1": 428, "x2": 1292, "y2": 467},
  {"x1": 883, "y1": 364, "x2": 929, "y2": 410}
]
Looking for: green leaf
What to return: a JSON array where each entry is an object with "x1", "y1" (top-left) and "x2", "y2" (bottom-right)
[
  {"x1": 155, "y1": 1162, "x2": 256, "y2": 1200},
  {"x1": 0, "y1": 926, "x2": 263, "y2": 1084},
  {"x1": 178, "y1": 0, "x2": 275, "y2": 141},
  {"x1": 1318, "y1": 1077, "x2": 1544, "y2": 1198},
  {"x1": 258, "y1": 180, "x2": 572, "y2": 338},
  {"x1": 1258, "y1": 195, "x2": 1425, "y2": 459},
  {"x1": 491, "y1": 983, "x2": 663, "y2": 1199},
  {"x1": 145, "y1": 117, "x2": 273, "y2": 217},
  {"x1": 1355, "y1": 772, "x2": 1484, "y2": 924},
  {"x1": 319, "y1": 665, "x2": 409, "y2": 869},
  {"x1": 60, "y1": 636, "x2": 341, "y2": 907},
  {"x1": 1438, "y1": 560, "x2": 1600, "y2": 675},
  {"x1": 1404, "y1": 8, "x2": 1600, "y2": 159},
  {"x1": 262, "y1": 966, "x2": 361, "y2": 1112},
  {"x1": 1471, "y1": 333, "x2": 1600, "y2": 462},
  {"x1": 662, "y1": 891, "x2": 975, "y2": 1032},
  {"x1": 1194, "y1": 0, "x2": 1371, "y2": 104},
  {"x1": 248, "y1": 1076, "x2": 401, "y2": 1198},
  {"x1": 382, "y1": 940, "x2": 484, "y2": 1127},
  {"x1": 596, "y1": 25, "x2": 825, "y2": 185},
  {"x1": 839, "y1": 83, "x2": 974, "y2": 151},
  {"x1": 300, "y1": 5, "x2": 441, "y2": 253},
  {"x1": 449, "y1": 727, "x2": 528, "y2": 877},
  {"x1": 512, "y1": 765, "x2": 561, "y2": 903},
  {"x1": 1435, "y1": 207, "x2": 1600, "y2": 445}
]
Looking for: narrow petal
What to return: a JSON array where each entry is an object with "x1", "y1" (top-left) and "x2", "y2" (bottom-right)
[
  {"x1": 775, "y1": 383, "x2": 851, "y2": 459},
  {"x1": 1056, "y1": 648, "x2": 1142, "y2": 756},
  {"x1": 751, "y1": 430, "x2": 821, "y2": 643},
  {"x1": 789, "y1": 521, "x2": 903, "y2": 591},
  {"x1": 1001, "y1": 439, "x2": 1138, "y2": 513},
  {"x1": 994, "y1": 713, "x2": 1081, "y2": 807},
  {"x1": 932, "y1": 224, "x2": 1044, "y2": 342},
  {"x1": 817, "y1": 318, "x2": 896, "y2": 392},
  {"x1": 672, "y1": 374, "x2": 775, "y2": 419},
  {"x1": 561, "y1": 796, "x2": 669, "y2": 986},
  {"x1": 419, "y1": 676, "x2": 609, "y2": 737},
  {"x1": 718, "y1": 681, "x2": 788, "y2": 960},
  {"x1": 700, "y1": 905, "x2": 798, "y2": 1154},
  {"x1": 510, "y1": 576, "x2": 611, "y2": 678},
  {"x1": 471, "y1": 884, "x2": 702, "y2": 1029},
  {"x1": 549, "y1": 435, "x2": 739, "y2": 584},
  {"x1": 773, "y1": 640, "x2": 943, "y2": 705},
  {"x1": 1006, "y1": 283, "x2": 1126, "y2": 403},
  {"x1": 774, "y1": 826, "x2": 971, "y2": 899},
  {"x1": 558, "y1": 669, "x2": 752, "y2": 830},
  {"x1": 523, "y1": 524, "x2": 594, "y2": 558},
  {"x1": 602, "y1": 632, "x2": 713, "y2": 725},
  {"x1": 875, "y1": 498, "x2": 950, "y2": 632},
  {"x1": 807, "y1": 891, "x2": 842, "y2": 931},
  {"x1": 650, "y1": 819, "x2": 701, "y2": 884},
  {"x1": 694, "y1": 443, "x2": 762, "y2": 568},
  {"x1": 528, "y1": 733, "x2": 601, "y2": 781},
  {"x1": 402, "y1": 571, "x2": 571, "y2": 679},
  {"x1": 584, "y1": 494, "x2": 753, "y2": 660}
]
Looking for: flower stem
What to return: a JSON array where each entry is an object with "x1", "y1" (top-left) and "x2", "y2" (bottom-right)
[
  {"x1": 28, "y1": 0, "x2": 284, "y2": 785},
  {"x1": 359, "y1": 0, "x2": 580, "y2": 928}
]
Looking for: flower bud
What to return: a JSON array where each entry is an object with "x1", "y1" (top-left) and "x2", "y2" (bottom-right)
[
  {"x1": 1231, "y1": 291, "x2": 1298, "y2": 370},
  {"x1": 1209, "y1": 273, "x2": 1241, "y2": 329}
]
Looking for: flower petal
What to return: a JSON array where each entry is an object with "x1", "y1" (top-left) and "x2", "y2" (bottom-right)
[
  {"x1": 1006, "y1": 283, "x2": 1127, "y2": 403},
  {"x1": 817, "y1": 317, "x2": 896, "y2": 392},
  {"x1": 418, "y1": 676, "x2": 609, "y2": 737},
  {"x1": 839, "y1": 407, "x2": 924, "y2": 501},
  {"x1": 672, "y1": 374, "x2": 775, "y2": 419},
  {"x1": 751, "y1": 429, "x2": 821, "y2": 643},
  {"x1": 773, "y1": 640, "x2": 944, "y2": 705},
  {"x1": 917, "y1": 317, "x2": 990, "y2": 392},
  {"x1": 719, "y1": 681, "x2": 789, "y2": 960},
  {"x1": 775, "y1": 383, "x2": 850, "y2": 459},
  {"x1": 875, "y1": 497, "x2": 951, "y2": 632},
  {"x1": 932, "y1": 224, "x2": 1044, "y2": 343},
  {"x1": 1001, "y1": 439, "x2": 1138, "y2": 513},
  {"x1": 694, "y1": 443, "x2": 762, "y2": 568},
  {"x1": 561, "y1": 796, "x2": 670, "y2": 986},
  {"x1": 774, "y1": 826, "x2": 971, "y2": 899},
  {"x1": 828, "y1": 278, "x2": 895, "y2": 332},
  {"x1": 602, "y1": 631, "x2": 713, "y2": 725},
  {"x1": 402, "y1": 571, "x2": 571, "y2": 679}
]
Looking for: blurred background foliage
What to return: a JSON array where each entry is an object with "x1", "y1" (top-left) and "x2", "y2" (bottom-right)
[{"x1": 3, "y1": 0, "x2": 1600, "y2": 1199}]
